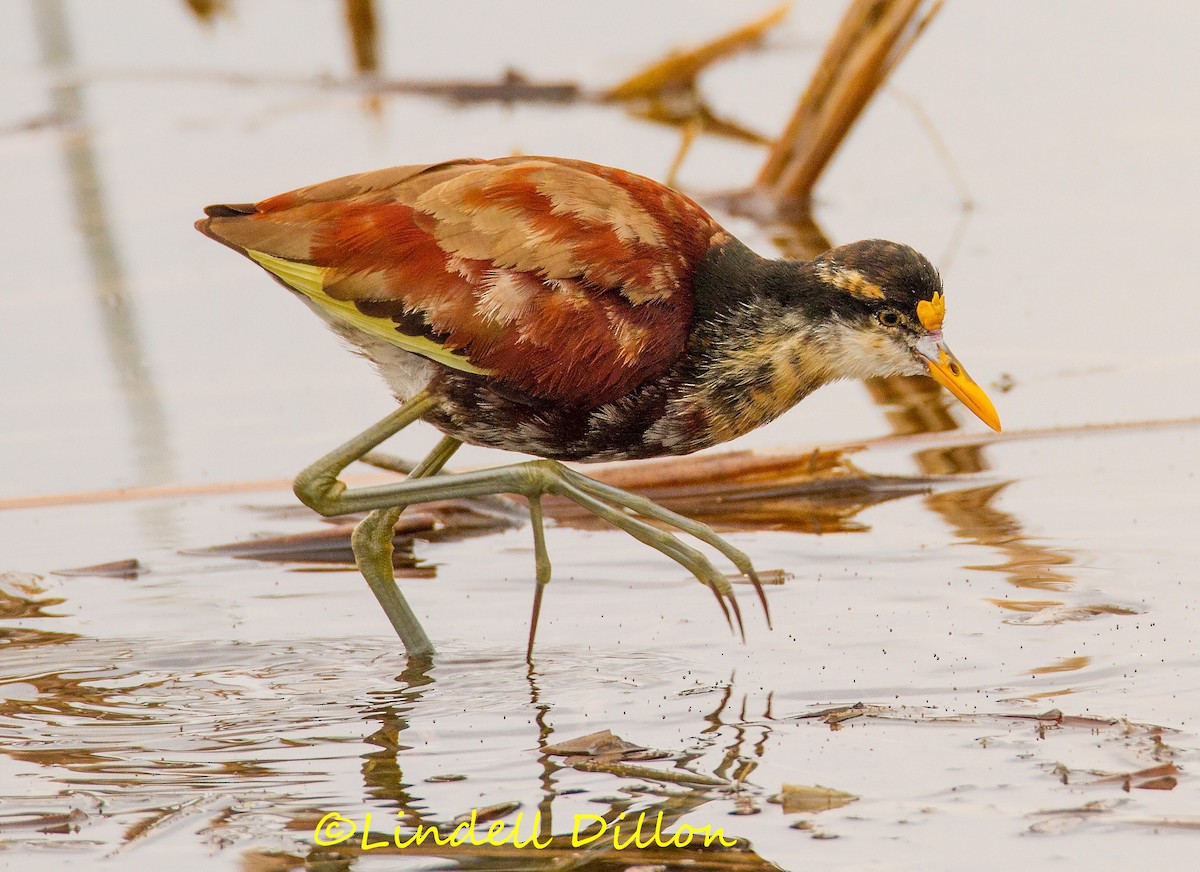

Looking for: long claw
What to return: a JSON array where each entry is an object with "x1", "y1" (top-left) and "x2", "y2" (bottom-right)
[
  {"x1": 551, "y1": 478, "x2": 743, "y2": 634},
  {"x1": 727, "y1": 590, "x2": 746, "y2": 642},
  {"x1": 710, "y1": 584, "x2": 734, "y2": 633},
  {"x1": 562, "y1": 468, "x2": 769, "y2": 628},
  {"x1": 746, "y1": 569, "x2": 772, "y2": 631}
]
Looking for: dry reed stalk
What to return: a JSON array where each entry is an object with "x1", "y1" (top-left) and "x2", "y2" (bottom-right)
[
  {"x1": 757, "y1": 0, "x2": 943, "y2": 211},
  {"x1": 603, "y1": 4, "x2": 789, "y2": 101},
  {"x1": 11, "y1": 416, "x2": 1197, "y2": 514},
  {"x1": 603, "y1": 4, "x2": 787, "y2": 183}
]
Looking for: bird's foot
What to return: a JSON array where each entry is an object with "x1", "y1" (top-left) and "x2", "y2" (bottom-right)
[{"x1": 515, "y1": 460, "x2": 772, "y2": 653}]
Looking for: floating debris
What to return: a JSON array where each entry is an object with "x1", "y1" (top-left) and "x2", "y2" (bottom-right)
[
  {"x1": 53, "y1": 558, "x2": 144, "y2": 579},
  {"x1": 768, "y1": 783, "x2": 858, "y2": 814},
  {"x1": 1056, "y1": 762, "x2": 1180, "y2": 792},
  {"x1": 543, "y1": 729, "x2": 646, "y2": 759}
]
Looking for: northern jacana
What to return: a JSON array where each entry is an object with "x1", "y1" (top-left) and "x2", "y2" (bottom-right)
[{"x1": 196, "y1": 156, "x2": 1000, "y2": 657}]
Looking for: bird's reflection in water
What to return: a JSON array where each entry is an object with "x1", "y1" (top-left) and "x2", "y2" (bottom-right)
[
  {"x1": 928, "y1": 483, "x2": 1074, "y2": 593},
  {"x1": 335, "y1": 662, "x2": 780, "y2": 871}
]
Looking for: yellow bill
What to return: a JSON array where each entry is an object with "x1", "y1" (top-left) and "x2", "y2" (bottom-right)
[{"x1": 915, "y1": 336, "x2": 1001, "y2": 431}]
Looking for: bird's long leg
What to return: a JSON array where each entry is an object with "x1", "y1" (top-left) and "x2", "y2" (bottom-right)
[
  {"x1": 350, "y1": 505, "x2": 430, "y2": 653},
  {"x1": 526, "y1": 495, "x2": 551, "y2": 661},
  {"x1": 294, "y1": 398, "x2": 765, "y2": 654},
  {"x1": 293, "y1": 391, "x2": 460, "y2": 656},
  {"x1": 349, "y1": 435, "x2": 462, "y2": 657},
  {"x1": 406, "y1": 434, "x2": 464, "y2": 480},
  {"x1": 292, "y1": 390, "x2": 439, "y2": 515}
]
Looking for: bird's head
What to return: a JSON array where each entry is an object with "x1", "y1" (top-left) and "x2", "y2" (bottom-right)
[{"x1": 807, "y1": 240, "x2": 1001, "y2": 431}]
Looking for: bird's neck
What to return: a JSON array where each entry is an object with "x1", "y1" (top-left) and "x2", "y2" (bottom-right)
[{"x1": 684, "y1": 241, "x2": 862, "y2": 444}]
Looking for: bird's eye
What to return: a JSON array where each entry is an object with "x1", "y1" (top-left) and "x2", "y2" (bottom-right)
[{"x1": 879, "y1": 309, "x2": 901, "y2": 327}]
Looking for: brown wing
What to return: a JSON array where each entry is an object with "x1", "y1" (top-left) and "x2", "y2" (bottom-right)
[{"x1": 198, "y1": 157, "x2": 724, "y2": 407}]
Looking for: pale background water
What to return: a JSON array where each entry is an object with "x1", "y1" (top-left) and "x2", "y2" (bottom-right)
[{"x1": 1, "y1": 2, "x2": 1199, "y2": 870}]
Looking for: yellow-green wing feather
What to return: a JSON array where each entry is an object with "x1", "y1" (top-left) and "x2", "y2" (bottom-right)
[{"x1": 246, "y1": 249, "x2": 489, "y2": 376}]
